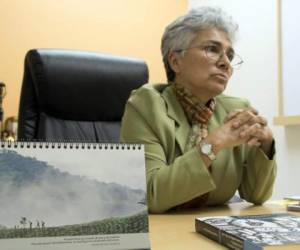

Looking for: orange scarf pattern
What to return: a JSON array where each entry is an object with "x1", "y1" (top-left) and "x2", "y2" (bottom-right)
[
  {"x1": 172, "y1": 82, "x2": 216, "y2": 149},
  {"x1": 173, "y1": 81, "x2": 215, "y2": 125}
]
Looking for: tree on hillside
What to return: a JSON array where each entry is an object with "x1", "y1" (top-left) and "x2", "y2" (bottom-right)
[{"x1": 20, "y1": 217, "x2": 27, "y2": 228}]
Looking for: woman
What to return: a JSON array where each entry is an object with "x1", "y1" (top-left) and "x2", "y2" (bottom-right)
[{"x1": 120, "y1": 7, "x2": 276, "y2": 213}]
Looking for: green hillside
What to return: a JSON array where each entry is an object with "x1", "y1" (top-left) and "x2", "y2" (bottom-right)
[{"x1": 0, "y1": 210, "x2": 148, "y2": 239}]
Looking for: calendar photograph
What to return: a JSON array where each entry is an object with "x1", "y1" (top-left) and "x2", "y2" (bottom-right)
[{"x1": 0, "y1": 143, "x2": 150, "y2": 250}]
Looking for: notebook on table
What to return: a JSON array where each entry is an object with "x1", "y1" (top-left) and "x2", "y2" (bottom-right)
[{"x1": 0, "y1": 141, "x2": 150, "y2": 250}]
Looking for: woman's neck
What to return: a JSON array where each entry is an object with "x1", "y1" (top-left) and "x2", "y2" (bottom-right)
[{"x1": 173, "y1": 80, "x2": 211, "y2": 105}]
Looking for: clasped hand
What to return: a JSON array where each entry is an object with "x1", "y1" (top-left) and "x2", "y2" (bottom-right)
[{"x1": 207, "y1": 108, "x2": 274, "y2": 157}]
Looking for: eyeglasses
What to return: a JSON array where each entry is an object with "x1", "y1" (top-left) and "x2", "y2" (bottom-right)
[{"x1": 175, "y1": 44, "x2": 244, "y2": 69}]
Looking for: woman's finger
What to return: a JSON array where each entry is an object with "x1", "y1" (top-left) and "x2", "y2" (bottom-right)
[
  {"x1": 240, "y1": 123, "x2": 262, "y2": 138},
  {"x1": 224, "y1": 109, "x2": 243, "y2": 123},
  {"x1": 247, "y1": 137, "x2": 261, "y2": 147},
  {"x1": 230, "y1": 107, "x2": 257, "y2": 127}
]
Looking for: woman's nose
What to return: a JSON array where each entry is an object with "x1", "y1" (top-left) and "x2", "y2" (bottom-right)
[{"x1": 217, "y1": 52, "x2": 231, "y2": 70}]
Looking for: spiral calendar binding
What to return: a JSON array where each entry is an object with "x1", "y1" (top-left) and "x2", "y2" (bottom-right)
[{"x1": 0, "y1": 140, "x2": 142, "y2": 150}]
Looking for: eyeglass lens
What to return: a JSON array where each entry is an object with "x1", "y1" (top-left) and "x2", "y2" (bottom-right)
[{"x1": 204, "y1": 45, "x2": 243, "y2": 68}]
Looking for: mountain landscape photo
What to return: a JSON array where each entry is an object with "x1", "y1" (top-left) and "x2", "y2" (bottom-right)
[{"x1": 0, "y1": 149, "x2": 147, "y2": 238}]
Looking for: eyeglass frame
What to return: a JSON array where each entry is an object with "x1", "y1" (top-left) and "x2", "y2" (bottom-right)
[{"x1": 173, "y1": 42, "x2": 244, "y2": 69}]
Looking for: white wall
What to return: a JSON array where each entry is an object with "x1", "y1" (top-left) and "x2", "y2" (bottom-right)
[
  {"x1": 189, "y1": 0, "x2": 300, "y2": 199},
  {"x1": 281, "y1": 1, "x2": 300, "y2": 116}
]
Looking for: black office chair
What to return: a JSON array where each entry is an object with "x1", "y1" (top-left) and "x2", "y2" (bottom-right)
[{"x1": 17, "y1": 49, "x2": 149, "y2": 142}]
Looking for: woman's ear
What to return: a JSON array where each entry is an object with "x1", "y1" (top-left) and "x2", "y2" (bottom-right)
[{"x1": 168, "y1": 52, "x2": 182, "y2": 74}]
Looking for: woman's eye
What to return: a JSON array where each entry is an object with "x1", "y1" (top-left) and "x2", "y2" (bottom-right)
[
  {"x1": 205, "y1": 45, "x2": 219, "y2": 53},
  {"x1": 227, "y1": 53, "x2": 234, "y2": 61}
]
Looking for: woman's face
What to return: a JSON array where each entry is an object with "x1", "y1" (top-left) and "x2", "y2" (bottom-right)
[{"x1": 170, "y1": 28, "x2": 234, "y2": 103}]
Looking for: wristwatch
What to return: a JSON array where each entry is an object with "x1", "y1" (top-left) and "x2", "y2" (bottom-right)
[{"x1": 200, "y1": 142, "x2": 216, "y2": 161}]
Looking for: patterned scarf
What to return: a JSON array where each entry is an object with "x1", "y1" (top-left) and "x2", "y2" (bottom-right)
[
  {"x1": 172, "y1": 81, "x2": 216, "y2": 150},
  {"x1": 172, "y1": 81, "x2": 216, "y2": 210}
]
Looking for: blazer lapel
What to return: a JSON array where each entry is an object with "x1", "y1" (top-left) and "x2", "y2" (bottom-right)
[{"x1": 162, "y1": 85, "x2": 190, "y2": 154}]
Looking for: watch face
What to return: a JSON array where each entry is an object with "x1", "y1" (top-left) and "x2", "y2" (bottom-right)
[{"x1": 201, "y1": 143, "x2": 212, "y2": 154}]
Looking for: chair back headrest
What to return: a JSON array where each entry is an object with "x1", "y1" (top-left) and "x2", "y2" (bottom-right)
[{"x1": 18, "y1": 49, "x2": 149, "y2": 141}]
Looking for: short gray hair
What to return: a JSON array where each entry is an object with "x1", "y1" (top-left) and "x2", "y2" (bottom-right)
[{"x1": 161, "y1": 6, "x2": 239, "y2": 82}]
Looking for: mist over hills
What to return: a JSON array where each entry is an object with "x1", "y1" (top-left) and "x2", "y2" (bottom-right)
[{"x1": 0, "y1": 150, "x2": 146, "y2": 228}]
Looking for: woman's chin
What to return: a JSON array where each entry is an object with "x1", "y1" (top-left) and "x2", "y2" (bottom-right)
[{"x1": 212, "y1": 82, "x2": 227, "y2": 96}]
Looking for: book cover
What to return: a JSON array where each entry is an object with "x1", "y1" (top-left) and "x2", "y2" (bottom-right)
[
  {"x1": 195, "y1": 213, "x2": 300, "y2": 250},
  {"x1": 0, "y1": 142, "x2": 150, "y2": 250}
]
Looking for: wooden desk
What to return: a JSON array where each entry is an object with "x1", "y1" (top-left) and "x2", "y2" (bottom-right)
[{"x1": 148, "y1": 201, "x2": 296, "y2": 250}]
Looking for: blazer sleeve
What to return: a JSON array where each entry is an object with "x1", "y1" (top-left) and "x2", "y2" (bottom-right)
[
  {"x1": 218, "y1": 95, "x2": 277, "y2": 204},
  {"x1": 238, "y1": 144, "x2": 276, "y2": 204},
  {"x1": 120, "y1": 93, "x2": 217, "y2": 213}
]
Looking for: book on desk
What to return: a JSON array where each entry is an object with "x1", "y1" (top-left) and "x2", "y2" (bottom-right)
[
  {"x1": 285, "y1": 196, "x2": 300, "y2": 212},
  {"x1": 195, "y1": 213, "x2": 300, "y2": 249}
]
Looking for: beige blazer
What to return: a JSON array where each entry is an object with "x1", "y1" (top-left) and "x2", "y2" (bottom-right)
[{"x1": 120, "y1": 83, "x2": 276, "y2": 213}]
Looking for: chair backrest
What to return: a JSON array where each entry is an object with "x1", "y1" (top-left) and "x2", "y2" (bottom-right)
[{"x1": 17, "y1": 49, "x2": 149, "y2": 142}]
